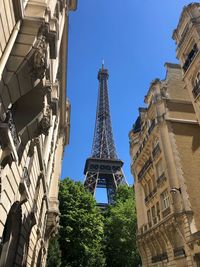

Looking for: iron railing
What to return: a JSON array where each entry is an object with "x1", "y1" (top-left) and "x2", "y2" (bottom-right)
[
  {"x1": 157, "y1": 172, "x2": 166, "y2": 185},
  {"x1": 6, "y1": 111, "x2": 20, "y2": 148},
  {"x1": 144, "y1": 187, "x2": 157, "y2": 203},
  {"x1": 138, "y1": 158, "x2": 152, "y2": 181},
  {"x1": 22, "y1": 167, "x2": 31, "y2": 188},
  {"x1": 148, "y1": 119, "x2": 156, "y2": 135},
  {"x1": 152, "y1": 143, "x2": 161, "y2": 159}
]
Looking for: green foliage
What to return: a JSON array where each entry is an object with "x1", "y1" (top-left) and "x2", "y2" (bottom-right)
[
  {"x1": 46, "y1": 236, "x2": 61, "y2": 267},
  {"x1": 104, "y1": 185, "x2": 141, "y2": 267},
  {"x1": 59, "y1": 178, "x2": 105, "y2": 267}
]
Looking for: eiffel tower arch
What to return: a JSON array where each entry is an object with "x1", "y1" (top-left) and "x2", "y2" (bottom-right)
[{"x1": 84, "y1": 64, "x2": 127, "y2": 205}]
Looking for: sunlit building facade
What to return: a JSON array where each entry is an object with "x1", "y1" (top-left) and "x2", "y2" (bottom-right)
[
  {"x1": 129, "y1": 63, "x2": 200, "y2": 267},
  {"x1": 0, "y1": 0, "x2": 77, "y2": 266},
  {"x1": 173, "y1": 2, "x2": 200, "y2": 126}
]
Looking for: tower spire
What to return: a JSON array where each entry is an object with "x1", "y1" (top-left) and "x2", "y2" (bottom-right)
[
  {"x1": 102, "y1": 59, "x2": 104, "y2": 69},
  {"x1": 84, "y1": 65, "x2": 127, "y2": 205}
]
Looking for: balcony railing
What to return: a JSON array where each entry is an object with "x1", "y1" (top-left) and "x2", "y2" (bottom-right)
[
  {"x1": 138, "y1": 158, "x2": 152, "y2": 181},
  {"x1": 148, "y1": 119, "x2": 156, "y2": 135},
  {"x1": 132, "y1": 119, "x2": 157, "y2": 163},
  {"x1": 19, "y1": 167, "x2": 31, "y2": 199},
  {"x1": 22, "y1": 167, "x2": 31, "y2": 188},
  {"x1": 183, "y1": 44, "x2": 198, "y2": 73},
  {"x1": 152, "y1": 253, "x2": 168, "y2": 263},
  {"x1": 192, "y1": 79, "x2": 200, "y2": 99},
  {"x1": 152, "y1": 143, "x2": 161, "y2": 159},
  {"x1": 153, "y1": 216, "x2": 157, "y2": 225},
  {"x1": 144, "y1": 187, "x2": 157, "y2": 203},
  {"x1": 6, "y1": 111, "x2": 20, "y2": 148},
  {"x1": 173, "y1": 247, "x2": 185, "y2": 257},
  {"x1": 162, "y1": 207, "x2": 171, "y2": 218},
  {"x1": 157, "y1": 172, "x2": 166, "y2": 185}
]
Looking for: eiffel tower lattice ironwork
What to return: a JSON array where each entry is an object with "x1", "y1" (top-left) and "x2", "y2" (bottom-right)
[{"x1": 84, "y1": 64, "x2": 127, "y2": 205}]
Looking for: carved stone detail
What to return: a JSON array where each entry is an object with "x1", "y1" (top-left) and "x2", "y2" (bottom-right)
[
  {"x1": 39, "y1": 105, "x2": 52, "y2": 135},
  {"x1": 33, "y1": 37, "x2": 47, "y2": 80},
  {"x1": 33, "y1": 23, "x2": 49, "y2": 80}
]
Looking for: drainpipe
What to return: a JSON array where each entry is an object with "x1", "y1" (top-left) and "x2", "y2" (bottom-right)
[{"x1": 0, "y1": 20, "x2": 21, "y2": 80}]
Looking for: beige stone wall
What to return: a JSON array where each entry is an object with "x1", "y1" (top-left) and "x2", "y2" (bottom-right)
[
  {"x1": 167, "y1": 102, "x2": 196, "y2": 121},
  {"x1": 171, "y1": 121, "x2": 200, "y2": 229},
  {"x1": 0, "y1": 1, "x2": 77, "y2": 266},
  {"x1": 173, "y1": 3, "x2": 200, "y2": 126},
  {"x1": 0, "y1": 0, "x2": 16, "y2": 59}
]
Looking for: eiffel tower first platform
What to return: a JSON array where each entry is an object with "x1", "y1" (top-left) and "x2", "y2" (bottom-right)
[{"x1": 84, "y1": 64, "x2": 126, "y2": 205}]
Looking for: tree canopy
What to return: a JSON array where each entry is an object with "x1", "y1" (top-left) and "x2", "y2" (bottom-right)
[
  {"x1": 46, "y1": 236, "x2": 61, "y2": 267},
  {"x1": 46, "y1": 180, "x2": 140, "y2": 267},
  {"x1": 104, "y1": 185, "x2": 141, "y2": 267},
  {"x1": 58, "y1": 178, "x2": 105, "y2": 267}
]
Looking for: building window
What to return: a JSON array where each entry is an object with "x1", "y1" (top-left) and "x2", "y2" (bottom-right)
[
  {"x1": 151, "y1": 206, "x2": 157, "y2": 224},
  {"x1": 192, "y1": 72, "x2": 200, "y2": 99},
  {"x1": 156, "y1": 159, "x2": 163, "y2": 177},
  {"x1": 144, "y1": 184, "x2": 148, "y2": 197},
  {"x1": 152, "y1": 138, "x2": 161, "y2": 159},
  {"x1": 161, "y1": 190, "x2": 170, "y2": 211},
  {"x1": 156, "y1": 202, "x2": 160, "y2": 221},
  {"x1": 147, "y1": 209, "x2": 151, "y2": 227},
  {"x1": 147, "y1": 179, "x2": 152, "y2": 194},
  {"x1": 183, "y1": 43, "x2": 198, "y2": 72}
]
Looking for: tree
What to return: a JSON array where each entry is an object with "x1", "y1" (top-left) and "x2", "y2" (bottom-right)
[
  {"x1": 58, "y1": 178, "x2": 105, "y2": 267},
  {"x1": 104, "y1": 185, "x2": 141, "y2": 267},
  {"x1": 46, "y1": 236, "x2": 61, "y2": 267}
]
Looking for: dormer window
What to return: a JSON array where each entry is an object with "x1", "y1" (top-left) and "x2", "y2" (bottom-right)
[{"x1": 183, "y1": 43, "x2": 198, "y2": 72}]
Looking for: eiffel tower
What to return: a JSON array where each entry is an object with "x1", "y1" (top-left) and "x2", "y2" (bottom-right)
[{"x1": 84, "y1": 63, "x2": 126, "y2": 205}]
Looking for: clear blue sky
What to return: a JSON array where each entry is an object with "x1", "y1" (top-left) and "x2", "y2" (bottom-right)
[{"x1": 61, "y1": 0, "x2": 192, "y2": 201}]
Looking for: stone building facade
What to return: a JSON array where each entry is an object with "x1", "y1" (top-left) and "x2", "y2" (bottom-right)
[
  {"x1": 173, "y1": 3, "x2": 200, "y2": 126},
  {"x1": 0, "y1": 0, "x2": 77, "y2": 266},
  {"x1": 129, "y1": 63, "x2": 200, "y2": 267}
]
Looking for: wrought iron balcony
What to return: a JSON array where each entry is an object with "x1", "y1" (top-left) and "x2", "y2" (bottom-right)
[
  {"x1": 144, "y1": 187, "x2": 157, "y2": 203},
  {"x1": 144, "y1": 195, "x2": 149, "y2": 203},
  {"x1": 173, "y1": 247, "x2": 185, "y2": 257},
  {"x1": 143, "y1": 224, "x2": 148, "y2": 232},
  {"x1": 183, "y1": 44, "x2": 198, "y2": 73},
  {"x1": 192, "y1": 79, "x2": 200, "y2": 99},
  {"x1": 148, "y1": 119, "x2": 156, "y2": 135},
  {"x1": 162, "y1": 206, "x2": 171, "y2": 218},
  {"x1": 6, "y1": 111, "x2": 20, "y2": 148},
  {"x1": 152, "y1": 252, "x2": 168, "y2": 263},
  {"x1": 152, "y1": 216, "x2": 157, "y2": 225},
  {"x1": 132, "y1": 119, "x2": 157, "y2": 164},
  {"x1": 0, "y1": 110, "x2": 20, "y2": 162},
  {"x1": 19, "y1": 167, "x2": 31, "y2": 200},
  {"x1": 138, "y1": 157, "x2": 152, "y2": 181},
  {"x1": 22, "y1": 167, "x2": 31, "y2": 187},
  {"x1": 157, "y1": 172, "x2": 166, "y2": 185},
  {"x1": 152, "y1": 187, "x2": 157, "y2": 195},
  {"x1": 152, "y1": 143, "x2": 161, "y2": 159}
]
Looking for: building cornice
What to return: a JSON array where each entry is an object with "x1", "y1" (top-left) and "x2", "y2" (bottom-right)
[{"x1": 165, "y1": 117, "x2": 198, "y2": 125}]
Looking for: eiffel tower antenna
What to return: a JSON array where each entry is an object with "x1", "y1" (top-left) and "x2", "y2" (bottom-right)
[{"x1": 84, "y1": 64, "x2": 127, "y2": 205}]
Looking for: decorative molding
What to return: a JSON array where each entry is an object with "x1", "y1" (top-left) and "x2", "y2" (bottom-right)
[
  {"x1": 33, "y1": 23, "x2": 49, "y2": 80},
  {"x1": 39, "y1": 105, "x2": 52, "y2": 135}
]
